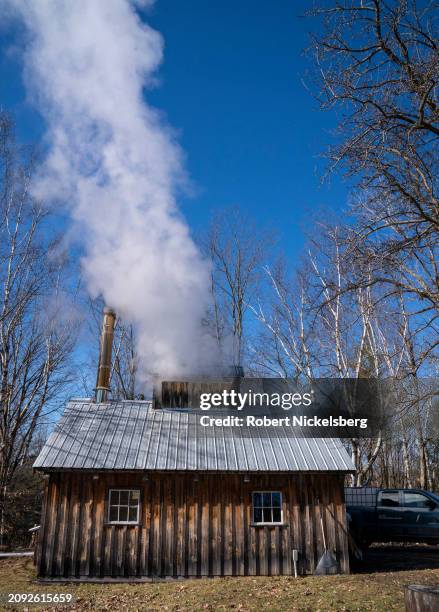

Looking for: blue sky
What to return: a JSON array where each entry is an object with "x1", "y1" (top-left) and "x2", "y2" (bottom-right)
[{"x1": 1, "y1": 0, "x2": 348, "y2": 263}]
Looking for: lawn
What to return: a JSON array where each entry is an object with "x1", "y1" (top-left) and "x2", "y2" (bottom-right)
[{"x1": 0, "y1": 557, "x2": 438, "y2": 611}]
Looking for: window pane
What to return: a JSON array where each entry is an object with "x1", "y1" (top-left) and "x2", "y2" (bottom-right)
[
  {"x1": 272, "y1": 492, "x2": 281, "y2": 508},
  {"x1": 379, "y1": 492, "x2": 399, "y2": 507},
  {"x1": 263, "y1": 493, "x2": 271, "y2": 507},
  {"x1": 263, "y1": 508, "x2": 272, "y2": 523},
  {"x1": 120, "y1": 491, "x2": 129, "y2": 505},
  {"x1": 119, "y1": 506, "x2": 128, "y2": 522},
  {"x1": 129, "y1": 506, "x2": 138, "y2": 522},
  {"x1": 253, "y1": 493, "x2": 262, "y2": 507},
  {"x1": 130, "y1": 490, "x2": 140, "y2": 504},
  {"x1": 109, "y1": 506, "x2": 118, "y2": 522},
  {"x1": 273, "y1": 508, "x2": 282, "y2": 523},
  {"x1": 403, "y1": 493, "x2": 433, "y2": 509},
  {"x1": 109, "y1": 490, "x2": 119, "y2": 505},
  {"x1": 253, "y1": 508, "x2": 262, "y2": 523}
]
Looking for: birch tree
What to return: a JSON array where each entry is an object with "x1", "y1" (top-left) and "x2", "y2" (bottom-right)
[
  {"x1": 254, "y1": 227, "x2": 393, "y2": 485},
  {"x1": 0, "y1": 114, "x2": 76, "y2": 539}
]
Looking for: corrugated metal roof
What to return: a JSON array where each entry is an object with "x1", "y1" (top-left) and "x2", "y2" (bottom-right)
[{"x1": 34, "y1": 400, "x2": 355, "y2": 472}]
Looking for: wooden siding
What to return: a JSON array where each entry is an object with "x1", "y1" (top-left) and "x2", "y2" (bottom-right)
[{"x1": 37, "y1": 472, "x2": 349, "y2": 578}]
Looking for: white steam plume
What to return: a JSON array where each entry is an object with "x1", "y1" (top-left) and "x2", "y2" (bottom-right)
[{"x1": 7, "y1": 0, "x2": 220, "y2": 380}]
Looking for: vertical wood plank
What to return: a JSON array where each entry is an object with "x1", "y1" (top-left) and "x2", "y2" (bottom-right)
[
  {"x1": 108, "y1": 526, "x2": 116, "y2": 576},
  {"x1": 57, "y1": 475, "x2": 71, "y2": 577},
  {"x1": 142, "y1": 481, "x2": 151, "y2": 576},
  {"x1": 220, "y1": 477, "x2": 225, "y2": 576},
  {"x1": 211, "y1": 476, "x2": 221, "y2": 575},
  {"x1": 223, "y1": 480, "x2": 233, "y2": 576},
  {"x1": 164, "y1": 476, "x2": 174, "y2": 576},
  {"x1": 242, "y1": 479, "x2": 249, "y2": 576},
  {"x1": 184, "y1": 476, "x2": 190, "y2": 577},
  {"x1": 323, "y1": 476, "x2": 336, "y2": 574},
  {"x1": 73, "y1": 476, "x2": 84, "y2": 577},
  {"x1": 147, "y1": 479, "x2": 155, "y2": 576},
  {"x1": 187, "y1": 475, "x2": 197, "y2": 576},
  {"x1": 313, "y1": 477, "x2": 322, "y2": 568},
  {"x1": 35, "y1": 477, "x2": 50, "y2": 575},
  {"x1": 255, "y1": 527, "x2": 261, "y2": 575},
  {"x1": 196, "y1": 477, "x2": 203, "y2": 577},
  {"x1": 79, "y1": 477, "x2": 93, "y2": 576},
  {"x1": 235, "y1": 475, "x2": 244, "y2": 576},
  {"x1": 207, "y1": 476, "x2": 213, "y2": 576},
  {"x1": 116, "y1": 527, "x2": 125, "y2": 575},
  {"x1": 151, "y1": 477, "x2": 161, "y2": 575},
  {"x1": 172, "y1": 477, "x2": 179, "y2": 577},
  {"x1": 176, "y1": 476, "x2": 186, "y2": 577},
  {"x1": 46, "y1": 474, "x2": 60, "y2": 577},
  {"x1": 288, "y1": 475, "x2": 300, "y2": 574},
  {"x1": 200, "y1": 475, "x2": 209, "y2": 576},
  {"x1": 271, "y1": 528, "x2": 279, "y2": 576},
  {"x1": 263, "y1": 527, "x2": 270, "y2": 576},
  {"x1": 126, "y1": 527, "x2": 136, "y2": 575},
  {"x1": 334, "y1": 474, "x2": 350, "y2": 574},
  {"x1": 248, "y1": 488, "x2": 257, "y2": 576},
  {"x1": 91, "y1": 476, "x2": 105, "y2": 576},
  {"x1": 63, "y1": 475, "x2": 77, "y2": 578},
  {"x1": 303, "y1": 475, "x2": 314, "y2": 574}
]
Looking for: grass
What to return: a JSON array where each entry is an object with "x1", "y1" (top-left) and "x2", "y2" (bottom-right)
[{"x1": 0, "y1": 557, "x2": 438, "y2": 611}]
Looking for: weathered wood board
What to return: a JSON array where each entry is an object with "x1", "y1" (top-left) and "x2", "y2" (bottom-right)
[{"x1": 37, "y1": 472, "x2": 349, "y2": 578}]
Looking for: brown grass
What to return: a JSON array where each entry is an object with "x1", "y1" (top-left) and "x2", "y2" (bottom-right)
[{"x1": 0, "y1": 557, "x2": 438, "y2": 611}]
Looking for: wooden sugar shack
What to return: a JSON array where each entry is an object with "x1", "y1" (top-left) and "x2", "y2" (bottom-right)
[{"x1": 33, "y1": 309, "x2": 354, "y2": 580}]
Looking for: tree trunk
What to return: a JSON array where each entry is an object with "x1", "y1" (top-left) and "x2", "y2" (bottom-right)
[{"x1": 402, "y1": 430, "x2": 412, "y2": 488}]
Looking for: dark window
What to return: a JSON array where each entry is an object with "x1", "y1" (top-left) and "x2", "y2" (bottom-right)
[
  {"x1": 403, "y1": 492, "x2": 435, "y2": 509},
  {"x1": 378, "y1": 491, "x2": 400, "y2": 507},
  {"x1": 108, "y1": 489, "x2": 140, "y2": 524},
  {"x1": 252, "y1": 491, "x2": 283, "y2": 524}
]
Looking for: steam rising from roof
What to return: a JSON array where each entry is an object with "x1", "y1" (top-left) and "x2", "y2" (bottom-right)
[{"x1": 8, "y1": 0, "x2": 220, "y2": 380}]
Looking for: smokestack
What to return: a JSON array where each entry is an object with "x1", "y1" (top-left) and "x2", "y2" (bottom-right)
[{"x1": 95, "y1": 307, "x2": 116, "y2": 403}]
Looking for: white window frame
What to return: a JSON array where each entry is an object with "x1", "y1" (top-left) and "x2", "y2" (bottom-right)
[
  {"x1": 252, "y1": 491, "x2": 283, "y2": 525},
  {"x1": 107, "y1": 488, "x2": 140, "y2": 524}
]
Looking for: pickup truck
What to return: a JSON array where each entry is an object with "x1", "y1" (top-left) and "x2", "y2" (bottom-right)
[{"x1": 345, "y1": 487, "x2": 439, "y2": 547}]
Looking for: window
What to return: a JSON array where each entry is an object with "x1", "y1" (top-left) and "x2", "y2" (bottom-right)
[
  {"x1": 108, "y1": 489, "x2": 140, "y2": 524},
  {"x1": 378, "y1": 491, "x2": 400, "y2": 507},
  {"x1": 403, "y1": 492, "x2": 435, "y2": 509},
  {"x1": 252, "y1": 491, "x2": 283, "y2": 524}
]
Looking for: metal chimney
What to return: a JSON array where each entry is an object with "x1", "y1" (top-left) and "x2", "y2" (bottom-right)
[{"x1": 95, "y1": 307, "x2": 116, "y2": 403}]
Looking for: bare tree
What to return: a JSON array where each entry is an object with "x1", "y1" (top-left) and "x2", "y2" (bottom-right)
[
  {"x1": 303, "y1": 1, "x2": 439, "y2": 487},
  {"x1": 251, "y1": 260, "x2": 317, "y2": 378},
  {"x1": 308, "y1": 0, "x2": 439, "y2": 316},
  {"x1": 253, "y1": 226, "x2": 398, "y2": 484},
  {"x1": 111, "y1": 321, "x2": 139, "y2": 399},
  {"x1": 202, "y1": 209, "x2": 274, "y2": 369},
  {"x1": 0, "y1": 113, "x2": 76, "y2": 541}
]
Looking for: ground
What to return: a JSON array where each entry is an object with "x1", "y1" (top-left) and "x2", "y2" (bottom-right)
[{"x1": 0, "y1": 546, "x2": 438, "y2": 611}]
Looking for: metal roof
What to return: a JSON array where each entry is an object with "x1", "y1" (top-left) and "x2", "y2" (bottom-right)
[{"x1": 34, "y1": 400, "x2": 355, "y2": 472}]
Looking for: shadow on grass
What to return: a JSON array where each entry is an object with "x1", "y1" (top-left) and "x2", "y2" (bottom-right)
[{"x1": 352, "y1": 544, "x2": 439, "y2": 574}]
